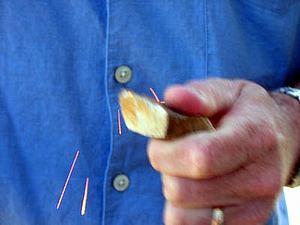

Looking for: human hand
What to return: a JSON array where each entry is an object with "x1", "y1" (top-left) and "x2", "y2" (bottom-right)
[{"x1": 147, "y1": 79, "x2": 300, "y2": 225}]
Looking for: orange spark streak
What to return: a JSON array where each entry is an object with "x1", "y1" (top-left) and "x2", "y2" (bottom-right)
[
  {"x1": 56, "y1": 150, "x2": 80, "y2": 209},
  {"x1": 81, "y1": 177, "x2": 89, "y2": 216}
]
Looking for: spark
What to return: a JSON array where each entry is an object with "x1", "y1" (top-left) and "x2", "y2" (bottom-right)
[
  {"x1": 56, "y1": 150, "x2": 80, "y2": 209},
  {"x1": 81, "y1": 177, "x2": 89, "y2": 216},
  {"x1": 118, "y1": 109, "x2": 122, "y2": 135},
  {"x1": 149, "y1": 87, "x2": 160, "y2": 103}
]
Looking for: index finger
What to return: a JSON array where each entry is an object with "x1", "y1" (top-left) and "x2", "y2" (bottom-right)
[{"x1": 147, "y1": 119, "x2": 277, "y2": 179}]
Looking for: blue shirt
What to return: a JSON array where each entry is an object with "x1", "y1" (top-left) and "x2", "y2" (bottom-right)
[{"x1": 0, "y1": 1, "x2": 299, "y2": 224}]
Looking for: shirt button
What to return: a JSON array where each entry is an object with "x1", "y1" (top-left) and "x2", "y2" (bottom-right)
[
  {"x1": 114, "y1": 65, "x2": 132, "y2": 84},
  {"x1": 113, "y1": 174, "x2": 130, "y2": 192}
]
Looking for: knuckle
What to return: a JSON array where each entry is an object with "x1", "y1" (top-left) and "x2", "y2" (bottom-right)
[
  {"x1": 189, "y1": 149, "x2": 204, "y2": 178},
  {"x1": 189, "y1": 138, "x2": 223, "y2": 178},
  {"x1": 242, "y1": 119, "x2": 264, "y2": 143},
  {"x1": 189, "y1": 146, "x2": 211, "y2": 179},
  {"x1": 147, "y1": 142, "x2": 161, "y2": 171},
  {"x1": 164, "y1": 203, "x2": 211, "y2": 225},
  {"x1": 247, "y1": 170, "x2": 281, "y2": 197},
  {"x1": 163, "y1": 178, "x2": 187, "y2": 206},
  {"x1": 243, "y1": 80, "x2": 266, "y2": 93},
  {"x1": 243, "y1": 119, "x2": 278, "y2": 157},
  {"x1": 164, "y1": 208, "x2": 186, "y2": 225},
  {"x1": 261, "y1": 123, "x2": 278, "y2": 151},
  {"x1": 254, "y1": 119, "x2": 278, "y2": 150}
]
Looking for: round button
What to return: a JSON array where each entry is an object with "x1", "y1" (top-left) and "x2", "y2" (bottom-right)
[
  {"x1": 114, "y1": 65, "x2": 132, "y2": 84},
  {"x1": 113, "y1": 174, "x2": 130, "y2": 192}
]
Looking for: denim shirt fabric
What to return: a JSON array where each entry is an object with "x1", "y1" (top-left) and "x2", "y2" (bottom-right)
[{"x1": 0, "y1": 1, "x2": 299, "y2": 224}]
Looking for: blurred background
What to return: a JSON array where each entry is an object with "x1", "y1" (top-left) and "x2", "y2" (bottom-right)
[{"x1": 284, "y1": 187, "x2": 300, "y2": 225}]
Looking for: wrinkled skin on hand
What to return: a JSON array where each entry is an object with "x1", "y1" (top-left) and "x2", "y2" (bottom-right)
[{"x1": 147, "y1": 79, "x2": 300, "y2": 225}]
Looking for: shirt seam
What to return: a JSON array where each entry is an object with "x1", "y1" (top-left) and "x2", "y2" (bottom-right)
[
  {"x1": 102, "y1": 0, "x2": 113, "y2": 224},
  {"x1": 204, "y1": 0, "x2": 208, "y2": 79}
]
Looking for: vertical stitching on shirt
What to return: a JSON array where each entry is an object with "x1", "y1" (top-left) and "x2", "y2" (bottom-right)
[
  {"x1": 102, "y1": 0, "x2": 112, "y2": 224},
  {"x1": 204, "y1": 0, "x2": 208, "y2": 79}
]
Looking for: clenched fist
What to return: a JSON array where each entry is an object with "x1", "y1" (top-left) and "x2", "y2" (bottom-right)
[{"x1": 147, "y1": 79, "x2": 300, "y2": 225}]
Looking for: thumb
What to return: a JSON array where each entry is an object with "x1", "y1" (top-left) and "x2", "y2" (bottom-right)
[{"x1": 164, "y1": 79, "x2": 244, "y2": 117}]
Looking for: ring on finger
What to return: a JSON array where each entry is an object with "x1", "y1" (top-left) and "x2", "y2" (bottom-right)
[{"x1": 211, "y1": 208, "x2": 224, "y2": 225}]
